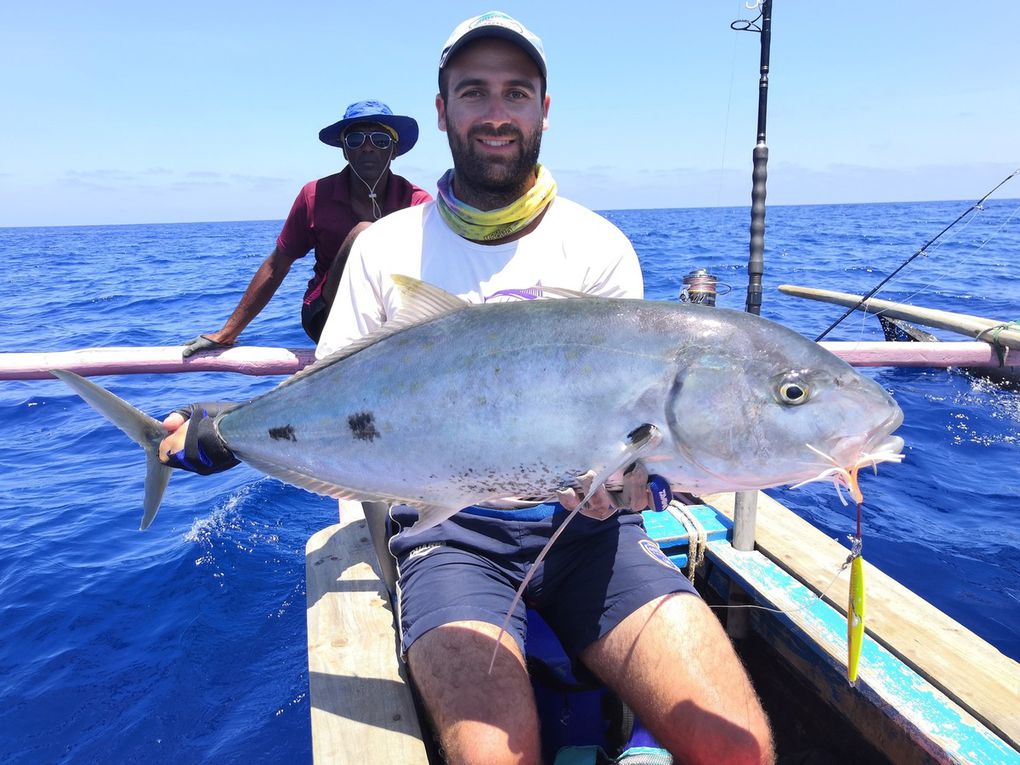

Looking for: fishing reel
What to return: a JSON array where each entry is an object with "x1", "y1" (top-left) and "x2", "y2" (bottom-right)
[{"x1": 679, "y1": 268, "x2": 731, "y2": 307}]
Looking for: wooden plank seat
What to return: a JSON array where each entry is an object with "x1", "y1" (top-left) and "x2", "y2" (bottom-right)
[{"x1": 306, "y1": 508, "x2": 429, "y2": 764}]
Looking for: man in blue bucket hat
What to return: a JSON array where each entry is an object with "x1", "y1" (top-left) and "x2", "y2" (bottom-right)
[{"x1": 181, "y1": 100, "x2": 431, "y2": 352}]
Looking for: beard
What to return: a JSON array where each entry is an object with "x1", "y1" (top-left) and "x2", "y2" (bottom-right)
[{"x1": 446, "y1": 121, "x2": 543, "y2": 209}]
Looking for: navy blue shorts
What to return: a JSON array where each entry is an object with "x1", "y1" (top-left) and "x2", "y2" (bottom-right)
[
  {"x1": 389, "y1": 504, "x2": 699, "y2": 658},
  {"x1": 300, "y1": 295, "x2": 329, "y2": 343}
]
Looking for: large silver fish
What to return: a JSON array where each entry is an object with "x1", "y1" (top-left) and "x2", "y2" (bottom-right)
[{"x1": 53, "y1": 276, "x2": 904, "y2": 531}]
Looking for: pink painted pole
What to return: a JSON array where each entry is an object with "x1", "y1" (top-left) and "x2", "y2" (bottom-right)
[
  {"x1": 0, "y1": 341, "x2": 1012, "y2": 381},
  {"x1": 0, "y1": 346, "x2": 317, "y2": 380},
  {"x1": 820, "y1": 341, "x2": 1012, "y2": 368}
]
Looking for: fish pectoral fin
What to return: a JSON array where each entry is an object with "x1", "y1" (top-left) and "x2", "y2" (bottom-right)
[
  {"x1": 488, "y1": 425, "x2": 665, "y2": 674},
  {"x1": 625, "y1": 423, "x2": 664, "y2": 455},
  {"x1": 573, "y1": 423, "x2": 664, "y2": 511},
  {"x1": 402, "y1": 503, "x2": 463, "y2": 536}
]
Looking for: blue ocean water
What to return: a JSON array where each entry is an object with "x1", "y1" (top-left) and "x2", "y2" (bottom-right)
[{"x1": 1, "y1": 199, "x2": 1018, "y2": 762}]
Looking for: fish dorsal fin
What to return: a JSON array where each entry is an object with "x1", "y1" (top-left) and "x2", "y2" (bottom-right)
[
  {"x1": 268, "y1": 276, "x2": 469, "y2": 394},
  {"x1": 534, "y1": 286, "x2": 591, "y2": 300},
  {"x1": 390, "y1": 274, "x2": 470, "y2": 318}
]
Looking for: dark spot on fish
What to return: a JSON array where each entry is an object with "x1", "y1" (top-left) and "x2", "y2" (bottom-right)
[
  {"x1": 349, "y1": 411, "x2": 380, "y2": 442},
  {"x1": 269, "y1": 425, "x2": 297, "y2": 441}
]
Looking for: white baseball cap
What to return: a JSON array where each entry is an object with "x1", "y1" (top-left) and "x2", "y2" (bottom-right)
[{"x1": 439, "y1": 11, "x2": 547, "y2": 82}]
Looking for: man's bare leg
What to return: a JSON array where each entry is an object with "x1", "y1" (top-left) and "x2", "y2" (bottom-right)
[
  {"x1": 408, "y1": 620, "x2": 542, "y2": 765},
  {"x1": 582, "y1": 593, "x2": 775, "y2": 765}
]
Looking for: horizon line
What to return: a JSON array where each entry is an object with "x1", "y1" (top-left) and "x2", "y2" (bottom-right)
[{"x1": 3, "y1": 196, "x2": 1019, "y2": 230}]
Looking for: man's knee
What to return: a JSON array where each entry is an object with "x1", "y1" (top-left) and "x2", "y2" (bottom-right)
[
  {"x1": 584, "y1": 594, "x2": 774, "y2": 765},
  {"x1": 408, "y1": 623, "x2": 542, "y2": 765},
  {"x1": 654, "y1": 703, "x2": 774, "y2": 765}
]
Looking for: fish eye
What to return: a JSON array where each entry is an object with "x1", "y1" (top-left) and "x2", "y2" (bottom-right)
[{"x1": 778, "y1": 381, "x2": 809, "y2": 405}]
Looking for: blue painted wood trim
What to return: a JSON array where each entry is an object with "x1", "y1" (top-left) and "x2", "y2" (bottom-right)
[
  {"x1": 642, "y1": 504, "x2": 732, "y2": 549},
  {"x1": 706, "y1": 539, "x2": 1020, "y2": 764}
]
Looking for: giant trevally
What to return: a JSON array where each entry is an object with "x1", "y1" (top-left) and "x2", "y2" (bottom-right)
[{"x1": 52, "y1": 276, "x2": 904, "y2": 532}]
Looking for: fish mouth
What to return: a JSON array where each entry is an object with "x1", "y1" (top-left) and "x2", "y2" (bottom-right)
[
  {"x1": 828, "y1": 407, "x2": 904, "y2": 468},
  {"x1": 868, "y1": 433, "x2": 905, "y2": 460},
  {"x1": 792, "y1": 408, "x2": 905, "y2": 502}
]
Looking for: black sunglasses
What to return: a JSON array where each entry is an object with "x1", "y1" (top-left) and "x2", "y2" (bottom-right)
[{"x1": 343, "y1": 131, "x2": 395, "y2": 150}]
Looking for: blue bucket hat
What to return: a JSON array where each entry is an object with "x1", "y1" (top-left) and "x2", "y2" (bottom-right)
[{"x1": 318, "y1": 100, "x2": 419, "y2": 156}]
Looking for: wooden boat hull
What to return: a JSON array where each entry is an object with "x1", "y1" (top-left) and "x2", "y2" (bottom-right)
[
  {"x1": 305, "y1": 496, "x2": 1020, "y2": 764},
  {"x1": 306, "y1": 516, "x2": 430, "y2": 763}
]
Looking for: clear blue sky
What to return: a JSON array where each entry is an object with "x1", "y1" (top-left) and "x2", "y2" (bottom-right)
[{"x1": 2, "y1": 1, "x2": 1018, "y2": 227}]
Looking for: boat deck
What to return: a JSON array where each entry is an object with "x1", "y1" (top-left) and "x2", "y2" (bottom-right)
[
  {"x1": 305, "y1": 495, "x2": 1020, "y2": 764},
  {"x1": 306, "y1": 509, "x2": 430, "y2": 763}
]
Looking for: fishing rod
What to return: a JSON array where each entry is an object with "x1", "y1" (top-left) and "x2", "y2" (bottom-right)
[
  {"x1": 723, "y1": 0, "x2": 774, "y2": 636},
  {"x1": 732, "y1": 0, "x2": 772, "y2": 317},
  {"x1": 814, "y1": 167, "x2": 1020, "y2": 341},
  {"x1": 733, "y1": 2, "x2": 868, "y2": 686}
]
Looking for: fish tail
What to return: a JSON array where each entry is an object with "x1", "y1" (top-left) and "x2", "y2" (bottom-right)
[
  {"x1": 847, "y1": 553, "x2": 865, "y2": 686},
  {"x1": 51, "y1": 370, "x2": 172, "y2": 530}
]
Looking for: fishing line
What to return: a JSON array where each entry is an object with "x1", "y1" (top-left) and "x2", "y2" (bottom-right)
[
  {"x1": 712, "y1": 1, "x2": 745, "y2": 206},
  {"x1": 707, "y1": 541, "x2": 857, "y2": 617},
  {"x1": 845, "y1": 209, "x2": 981, "y2": 342},
  {"x1": 872, "y1": 199, "x2": 1020, "y2": 312},
  {"x1": 814, "y1": 168, "x2": 1020, "y2": 342},
  {"x1": 837, "y1": 196, "x2": 1020, "y2": 344}
]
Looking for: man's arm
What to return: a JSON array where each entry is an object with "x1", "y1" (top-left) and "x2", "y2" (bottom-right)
[{"x1": 182, "y1": 247, "x2": 293, "y2": 356}]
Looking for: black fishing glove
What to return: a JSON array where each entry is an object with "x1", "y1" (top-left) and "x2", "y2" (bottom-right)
[
  {"x1": 182, "y1": 334, "x2": 234, "y2": 359},
  {"x1": 163, "y1": 403, "x2": 240, "y2": 475}
]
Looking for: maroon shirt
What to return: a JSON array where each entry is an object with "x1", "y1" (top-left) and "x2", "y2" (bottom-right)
[{"x1": 276, "y1": 167, "x2": 431, "y2": 304}]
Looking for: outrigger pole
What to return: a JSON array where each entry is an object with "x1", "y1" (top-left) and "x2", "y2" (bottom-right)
[
  {"x1": 730, "y1": 0, "x2": 773, "y2": 564},
  {"x1": 813, "y1": 167, "x2": 1020, "y2": 341}
]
